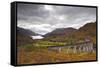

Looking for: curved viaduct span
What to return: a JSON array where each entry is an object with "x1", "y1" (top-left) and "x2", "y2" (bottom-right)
[{"x1": 47, "y1": 41, "x2": 94, "y2": 53}]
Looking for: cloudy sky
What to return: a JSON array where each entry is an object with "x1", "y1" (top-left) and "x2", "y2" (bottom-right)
[{"x1": 17, "y1": 3, "x2": 96, "y2": 35}]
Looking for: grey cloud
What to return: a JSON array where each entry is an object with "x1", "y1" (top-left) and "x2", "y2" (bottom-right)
[
  {"x1": 17, "y1": 3, "x2": 50, "y2": 21},
  {"x1": 17, "y1": 3, "x2": 96, "y2": 35}
]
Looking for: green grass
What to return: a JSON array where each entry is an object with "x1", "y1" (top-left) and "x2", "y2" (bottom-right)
[{"x1": 33, "y1": 40, "x2": 67, "y2": 47}]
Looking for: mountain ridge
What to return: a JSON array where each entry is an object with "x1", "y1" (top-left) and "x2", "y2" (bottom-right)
[
  {"x1": 44, "y1": 27, "x2": 77, "y2": 37},
  {"x1": 17, "y1": 27, "x2": 39, "y2": 36},
  {"x1": 43, "y1": 22, "x2": 96, "y2": 44}
]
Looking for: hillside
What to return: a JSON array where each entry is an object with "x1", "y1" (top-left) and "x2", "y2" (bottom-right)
[
  {"x1": 42, "y1": 22, "x2": 96, "y2": 45},
  {"x1": 17, "y1": 27, "x2": 38, "y2": 36},
  {"x1": 17, "y1": 27, "x2": 34, "y2": 46},
  {"x1": 17, "y1": 35, "x2": 33, "y2": 46},
  {"x1": 74, "y1": 22, "x2": 96, "y2": 44},
  {"x1": 17, "y1": 22, "x2": 96, "y2": 46},
  {"x1": 44, "y1": 27, "x2": 77, "y2": 37}
]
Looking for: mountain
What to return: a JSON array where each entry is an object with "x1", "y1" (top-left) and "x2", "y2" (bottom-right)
[
  {"x1": 75, "y1": 22, "x2": 96, "y2": 44},
  {"x1": 17, "y1": 27, "x2": 36, "y2": 46},
  {"x1": 43, "y1": 22, "x2": 96, "y2": 45},
  {"x1": 44, "y1": 27, "x2": 77, "y2": 37},
  {"x1": 78, "y1": 22, "x2": 96, "y2": 33},
  {"x1": 17, "y1": 27, "x2": 38, "y2": 36},
  {"x1": 17, "y1": 22, "x2": 96, "y2": 46},
  {"x1": 17, "y1": 34, "x2": 34, "y2": 46}
]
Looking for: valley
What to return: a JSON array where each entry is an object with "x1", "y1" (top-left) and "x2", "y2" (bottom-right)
[{"x1": 17, "y1": 22, "x2": 97, "y2": 65}]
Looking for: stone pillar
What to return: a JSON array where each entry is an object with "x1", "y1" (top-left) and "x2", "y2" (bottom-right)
[
  {"x1": 83, "y1": 46, "x2": 86, "y2": 52},
  {"x1": 90, "y1": 44, "x2": 93, "y2": 52},
  {"x1": 78, "y1": 46, "x2": 82, "y2": 53},
  {"x1": 58, "y1": 48, "x2": 62, "y2": 53},
  {"x1": 73, "y1": 46, "x2": 77, "y2": 54},
  {"x1": 90, "y1": 43, "x2": 93, "y2": 52},
  {"x1": 87, "y1": 43, "x2": 93, "y2": 52},
  {"x1": 89, "y1": 46, "x2": 92, "y2": 52},
  {"x1": 66, "y1": 46, "x2": 70, "y2": 53},
  {"x1": 86, "y1": 46, "x2": 89, "y2": 52}
]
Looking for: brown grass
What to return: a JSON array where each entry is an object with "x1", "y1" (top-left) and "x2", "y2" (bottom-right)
[{"x1": 17, "y1": 47, "x2": 96, "y2": 65}]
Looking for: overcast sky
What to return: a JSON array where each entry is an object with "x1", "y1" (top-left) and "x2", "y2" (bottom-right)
[{"x1": 17, "y1": 3, "x2": 96, "y2": 35}]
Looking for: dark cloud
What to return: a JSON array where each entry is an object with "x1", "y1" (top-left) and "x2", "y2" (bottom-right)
[
  {"x1": 17, "y1": 3, "x2": 50, "y2": 21},
  {"x1": 54, "y1": 6, "x2": 96, "y2": 15},
  {"x1": 17, "y1": 3, "x2": 96, "y2": 35}
]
